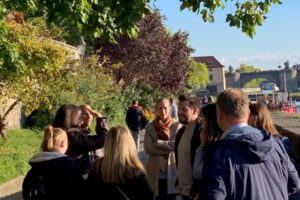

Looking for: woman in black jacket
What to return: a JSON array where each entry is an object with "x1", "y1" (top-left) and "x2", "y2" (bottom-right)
[
  {"x1": 87, "y1": 126, "x2": 154, "y2": 200},
  {"x1": 52, "y1": 104, "x2": 108, "y2": 174},
  {"x1": 23, "y1": 126, "x2": 84, "y2": 200}
]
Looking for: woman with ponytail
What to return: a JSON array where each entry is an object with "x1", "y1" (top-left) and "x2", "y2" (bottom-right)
[
  {"x1": 144, "y1": 99, "x2": 182, "y2": 200},
  {"x1": 23, "y1": 126, "x2": 84, "y2": 200}
]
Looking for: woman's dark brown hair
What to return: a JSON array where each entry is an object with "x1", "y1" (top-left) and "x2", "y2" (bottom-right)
[
  {"x1": 248, "y1": 103, "x2": 279, "y2": 136},
  {"x1": 200, "y1": 103, "x2": 223, "y2": 145},
  {"x1": 52, "y1": 104, "x2": 81, "y2": 131}
]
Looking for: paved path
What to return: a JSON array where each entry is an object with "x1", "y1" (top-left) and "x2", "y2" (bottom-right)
[{"x1": 271, "y1": 112, "x2": 300, "y2": 135}]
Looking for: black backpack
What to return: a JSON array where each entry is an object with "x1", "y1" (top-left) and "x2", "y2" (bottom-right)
[{"x1": 23, "y1": 169, "x2": 56, "y2": 200}]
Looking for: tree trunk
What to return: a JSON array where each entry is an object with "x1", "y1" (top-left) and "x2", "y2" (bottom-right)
[{"x1": 0, "y1": 98, "x2": 21, "y2": 140}]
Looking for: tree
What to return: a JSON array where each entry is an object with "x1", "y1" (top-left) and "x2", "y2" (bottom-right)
[
  {"x1": 0, "y1": 12, "x2": 68, "y2": 139},
  {"x1": 236, "y1": 64, "x2": 263, "y2": 88},
  {"x1": 95, "y1": 12, "x2": 193, "y2": 93},
  {"x1": 1, "y1": 0, "x2": 282, "y2": 41},
  {"x1": 2, "y1": 0, "x2": 151, "y2": 43},
  {"x1": 185, "y1": 59, "x2": 210, "y2": 92},
  {"x1": 238, "y1": 63, "x2": 261, "y2": 73},
  {"x1": 179, "y1": 0, "x2": 282, "y2": 38}
]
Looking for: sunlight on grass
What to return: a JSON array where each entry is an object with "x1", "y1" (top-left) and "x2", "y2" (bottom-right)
[{"x1": 0, "y1": 129, "x2": 43, "y2": 185}]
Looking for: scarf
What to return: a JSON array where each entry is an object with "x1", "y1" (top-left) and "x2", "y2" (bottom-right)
[{"x1": 154, "y1": 115, "x2": 173, "y2": 140}]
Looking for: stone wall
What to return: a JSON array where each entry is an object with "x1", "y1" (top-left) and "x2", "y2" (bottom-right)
[{"x1": 0, "y1": 99, "x2": 24, "y2": 129}]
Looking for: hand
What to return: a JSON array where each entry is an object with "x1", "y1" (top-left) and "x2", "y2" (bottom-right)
[
  {"x1": 193, "y1": 194, "x2": 199, "y2": 200},
  {"x1": 87, "y1": 106, "x2": 102, "y2": 118},
  {"x1": 176, "y1": 184, "x2": 183, "y2": 194}
]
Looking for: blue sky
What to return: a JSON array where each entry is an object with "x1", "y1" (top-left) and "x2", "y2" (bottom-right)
[{"x1": 149, "y1": 1, "x2": 300, "y2": 71}]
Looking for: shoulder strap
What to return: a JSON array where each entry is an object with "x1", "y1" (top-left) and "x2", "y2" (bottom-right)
[{"x1": 116, "y1": 185, "x2": 130, "y2": 200}]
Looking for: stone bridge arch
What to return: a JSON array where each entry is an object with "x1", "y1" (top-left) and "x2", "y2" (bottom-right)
[
  {"x1": 226, "y1": 69, "x2": 299, "y2": 91},
  {"x1": 240, "y1": 71, "x2": 280, "y2": 88}
]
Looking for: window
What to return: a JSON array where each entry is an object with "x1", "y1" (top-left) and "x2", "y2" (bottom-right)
[
  {"x1": 210, "y1": 74, "x2": 213, "y2": 81},
  {"x1": 207, "y1": 85, "x2": 217, "y2": 93}
]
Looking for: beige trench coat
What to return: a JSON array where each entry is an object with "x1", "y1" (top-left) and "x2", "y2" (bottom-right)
[{"x1": 144, "y1": 120, "x2": 182, "y2": 196}]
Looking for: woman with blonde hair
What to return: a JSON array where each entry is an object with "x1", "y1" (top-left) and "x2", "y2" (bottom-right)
[
  {"x1": 23, "y1": 126, "x2": 83, "y2": 200},
  {"x1": 144, "y1": 98, "x2": 181, "y2": 200},
  {"x1": 87, "y1": 126, "x2": 154, "y2": 200}
]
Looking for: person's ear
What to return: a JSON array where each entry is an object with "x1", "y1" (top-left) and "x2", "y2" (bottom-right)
[
  {"x1": 193, "y1": 107, "x2": 199, "y2": 116},
  {"x1": 60, "y1": 139, "x2": 68, "y2": 149},
  {"x1": 217, "y1": 110, "x2": 222, "y2": 122}
]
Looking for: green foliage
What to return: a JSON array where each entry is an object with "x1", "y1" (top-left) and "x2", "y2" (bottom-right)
[
  {"x1": 180, "y1": 0, "x2": 281, "y2": 38},
  {"x1": 123, "y1": 79, "x2": 166, "y2": 110},
  {"x1": 236, "y1": 64, "x2": 263, "y2": 88},
  {"x1": 237, "y1": 63, "x2": 261, "y2": 73},
  {"x1": 0, "y1": 129, "x2": 43, "y2": 184},
  {"x1": 3, "y1": 0, "x2": 151, "y2": 43},
  {"x1": 0, "y1": 12, "x2": 69, "y2": 115},
  {"x1": 185, "y1": 59, "x2": 210, "y2": 92},
  {"x1": 244, "y1": 78, "x2": 265, "y2": 88}
]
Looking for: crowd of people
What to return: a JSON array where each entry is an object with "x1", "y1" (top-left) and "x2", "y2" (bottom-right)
[{"x1": 22, "y1": 88, "x2": 300, "y2": 200}]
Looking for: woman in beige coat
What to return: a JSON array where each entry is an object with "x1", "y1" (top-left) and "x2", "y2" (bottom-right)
[{"x1": 144, "y1": 98, "x2": 182, "y2": 200}]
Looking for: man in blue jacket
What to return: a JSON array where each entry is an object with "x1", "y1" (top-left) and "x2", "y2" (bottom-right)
[{"x1": 201, "y1": 88, "x2": 300, "y2": 200}]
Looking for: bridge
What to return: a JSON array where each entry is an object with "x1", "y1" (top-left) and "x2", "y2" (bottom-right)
[{"x1": 226, "y1": 68, "x2": 300, "y2": 92}]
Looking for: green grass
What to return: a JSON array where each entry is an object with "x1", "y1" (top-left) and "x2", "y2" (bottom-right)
[{"x1": 0, "y1": 129, "x2": 43, "y2": 185}]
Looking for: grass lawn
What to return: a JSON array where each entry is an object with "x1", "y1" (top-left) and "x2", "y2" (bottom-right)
[{"x1": 0, "y1": 128, "x2": 43, "y2": 185}]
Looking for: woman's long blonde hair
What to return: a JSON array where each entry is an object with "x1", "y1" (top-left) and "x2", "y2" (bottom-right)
[
  {"x1": 101, "y1": 126, "x2": 145, "y2": 183},
  {"x1": 249, "y1": 103, "x2": 279, "y2": 136},
  {"x1": 41, "y1": 126, "x2": 68, "y2": 152}
]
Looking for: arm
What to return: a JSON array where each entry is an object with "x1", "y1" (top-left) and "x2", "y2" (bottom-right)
[
  {"x1": 140, "y1": 110, "x2": 148, "y2": 129},
  {"x1": 201, "y1": 147, "x2": 228, "y2": 200},
  {"x1": 95, "y1": 117, "x2": 108, "y2": 136},
  {"x1": 287, "y1": 155, "x2": 300, "y2": 199},
  {"x1": 144, "y1": 126, "x2": 169, "y2": 156},
  {"x1": 155, "y1": 123, "x2": 181, "y2": 152},
  {"x1": 155, "y1": 138, "x2": 175, "y2": 152},
  {"x1": 67, "y1": 130, "x2": 106, "y2": 157}
]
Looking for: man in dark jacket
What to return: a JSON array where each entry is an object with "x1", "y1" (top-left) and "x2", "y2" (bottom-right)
[
  {"x1": 175, "y1": 93, "x2": 201, "y2": 200},
  {"x1": 126, "y1": 100, "x2": 148, "y2": 150},
  {"x1": 201, "y1": 88, "x2": 300, "y2": 200}
]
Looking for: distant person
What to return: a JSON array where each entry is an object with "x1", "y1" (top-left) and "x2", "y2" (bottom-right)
[
  {"x1": 126, "y1": 100, "x2": 148, "y2": 150},
  {"x1": 52, "y1": 104, "x2": 108, "y2": 175},
  {"x1": 23, "y1": 126, "x2": 83, "y2": 200},
  {"x1": 87, "y1": 126, "x2": 154, "y2": 200},
  {"x1": 170, "y1": 97, "x2": 178, "y2": 120},
  {"x1": 175, "y1": 94, "x2": 202, "y2": 200},
  {"x1": 144, "y1": 99, "x2": 181, "y2": 199},
  {"x1": 201, "y1": 88, "x2": 300, "y2": 199}
]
